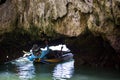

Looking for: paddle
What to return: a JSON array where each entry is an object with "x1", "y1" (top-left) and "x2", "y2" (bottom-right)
[
  {"x1": 22, "y1": 50, "x2": 30, "y2": 54},
  {"x1": 22, "y1": 50, "x2": 32, "y2": 57}
]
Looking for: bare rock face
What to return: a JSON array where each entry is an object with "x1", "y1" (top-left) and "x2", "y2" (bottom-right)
[
  {"x1": 0, "y1": 0, "x2": 17, "y2": 34},
  {"x1": 0, "y1": 0, "x2": 120, "y2": 53},
  {"x1": 0, "y1": 0, "x2": 92, "y2": 35}
]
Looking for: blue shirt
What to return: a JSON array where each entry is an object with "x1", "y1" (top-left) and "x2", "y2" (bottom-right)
[{"x1": 27, "y1": 45, "x2": 49, "y2": 61}]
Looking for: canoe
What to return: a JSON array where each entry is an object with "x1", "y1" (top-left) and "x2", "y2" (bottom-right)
[
  {"x1": 23, "y1": 44, "x2": 73, "y2": 63},
  {"x1": 34, "y1": 53, "x2": 73, "y2": 63},
  {"x1": 23, "y1": 50, "x2": 73, "y2": 63}
]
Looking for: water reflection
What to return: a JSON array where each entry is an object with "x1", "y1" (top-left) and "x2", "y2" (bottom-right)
[
  {"x1": 12, "y1": 58, "x2": 35, "y2": 80},
  {"x1": 17, "y1": 63, "x2": 35, "y2": 80},
  {"x1": 1, "y1": 58, "x2": 120, "y2": 80},
  {"x1": 53, "y1": 60, "x2": 74, "y2": 80}
]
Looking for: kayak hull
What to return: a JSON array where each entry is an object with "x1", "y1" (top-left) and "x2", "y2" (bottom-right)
[{"x1": 34, "y1": 53, "x2": 73, "y2": 63}]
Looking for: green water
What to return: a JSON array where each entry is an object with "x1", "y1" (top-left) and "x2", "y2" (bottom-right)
[{"x1": 0, "y1": 60, "x2": 120, "y2": 80}]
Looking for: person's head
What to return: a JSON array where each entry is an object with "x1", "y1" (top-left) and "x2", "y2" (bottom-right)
[
  {"x1": 32, "y1": 44, "x2": 41, "y2": 56},
  {"x1": 31, "y1": 44, "x2": 38, "y2": 50}
]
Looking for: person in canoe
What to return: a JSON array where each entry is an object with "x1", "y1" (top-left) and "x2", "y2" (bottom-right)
[{"x1": 27, "y1": 41, "x2": 50, "y2": 61}]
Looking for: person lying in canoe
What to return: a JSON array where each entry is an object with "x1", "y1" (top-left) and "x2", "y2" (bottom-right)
[{"x1": 27, "y1": 41, "x2": 50, "y2": 61}]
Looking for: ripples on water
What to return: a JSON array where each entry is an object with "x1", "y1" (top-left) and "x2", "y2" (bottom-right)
[
  {"x1": 17, "y1": 63, "x2": 35, "y2": 80},
  {"x1": 53, "y1": 60, "x2": 74, "y2": 80},
  {"x1": 0, "y1": 58, "x2": 120, "y2": 80},
  {"x1": 0, "y1": 58, "x2": 74, "y2": 80}
]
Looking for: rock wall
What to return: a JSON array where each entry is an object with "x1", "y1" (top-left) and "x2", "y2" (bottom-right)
[
  {"x1": 87, "y1": 0, "x2": 120, "y2": 53},
  {"x1": 0, "y1": 0, "x2": 120, "y2": 53}
]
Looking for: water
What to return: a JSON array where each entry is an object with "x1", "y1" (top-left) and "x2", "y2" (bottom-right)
[
  {"x1": 0, "y1": 60, "x2": 74, "y2": 80},
  {"x1": 0, "y1": 59, "x2": 120, "y2": 80},
  {"x1": 0, "y1": 44, "x2": 120, "y2": 80}
]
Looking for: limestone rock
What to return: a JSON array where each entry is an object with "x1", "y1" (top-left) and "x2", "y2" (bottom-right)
[{"x1": 0, "y1": 0, "x2": 120, "y2": 53}]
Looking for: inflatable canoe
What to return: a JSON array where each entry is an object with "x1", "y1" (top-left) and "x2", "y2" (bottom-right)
[
  {"x1": 23, "y1": 44, "x2": 73, "y2": 63},
  {"x1": 34, "y1": 53, "x2": 73, "y2": 63},
  {"x1": 23, "y1": 50, "x2": 73, "y2": 63}
]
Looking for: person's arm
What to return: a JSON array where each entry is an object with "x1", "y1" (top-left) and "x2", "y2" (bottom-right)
[
  {"x1": 45, "y1": 39, "x2": 49, "y2": 51},
  {"x1": 27, "y1": 53, "x2": 37, "y2": 61}
]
